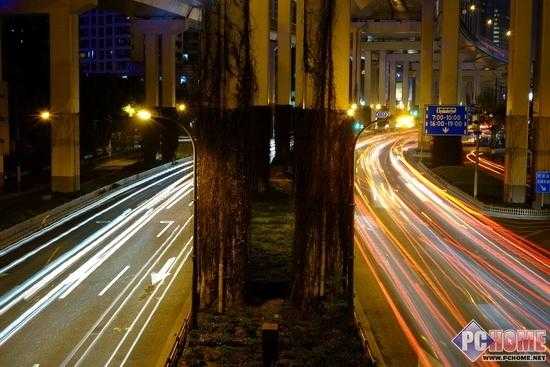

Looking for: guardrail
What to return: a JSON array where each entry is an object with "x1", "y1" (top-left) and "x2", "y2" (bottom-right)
[
  {"x1": 405, "y1": 152, "x2": 550, "y2": 220},
  {"x1": 0, "y1": 158, "x2": 191, "y2": 247}
]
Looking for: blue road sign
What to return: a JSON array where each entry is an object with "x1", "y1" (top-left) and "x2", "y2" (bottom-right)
[
  {"x1": 535, "y1": 171, "x2": 550, "y2": 194},
  {"x1": 425, "y1": 105, "x2": 468, "y2": 136}
]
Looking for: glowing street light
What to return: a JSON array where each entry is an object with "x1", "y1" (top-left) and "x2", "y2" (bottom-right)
[
  {"x1": 346, "y1": 108, "x2": 356, "y2": 118},
  {"x1": 351, "y1": 103, "x2": 358, "y2": 111},
  {"x1": 469, "y1": 4, "x2": 476, "y2": 11},
  {"x1": 395, "y1": 113, "x2": 416, "y2": 129},
  {"x1": 136, "y1": 109, "x2": 152, "y2": 121},
  {"x1": 39, "y1": 110, "x2": 51, "y2": 121},
  {"x1": 506, "y1": 30, "x2": 512, "y2": 37},
  {"x1": 375, "y1": 103, "x2": 382, "y2": 111},
  {"x1": 177, "y1": 103, "x2": 187, "y2": 112},
  {"x1": 486, "y1": 19, "x2": 493, "y2": 26}
]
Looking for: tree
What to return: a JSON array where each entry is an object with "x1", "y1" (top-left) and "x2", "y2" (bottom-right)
[
  {"x1": 291, "y1": 0, "x2": 354, "y2": 309},
  {"x1": 193, "y1": 0, "x2": 259, "y2": 312}
]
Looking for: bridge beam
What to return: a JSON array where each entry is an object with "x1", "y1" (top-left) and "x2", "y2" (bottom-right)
[
  {"x1": 50, "y1": 5, "x2": 81, "y2": 193},
  {"x1": 534, "y1": 1, "x2": 550, "y2": 208},
  {"x1": 504, "y1": 0, "x2": 533, "y2": 203}
]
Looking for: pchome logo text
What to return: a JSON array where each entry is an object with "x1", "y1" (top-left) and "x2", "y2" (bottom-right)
[{"x1": 452, "y1": 320, "x2": 547, "y2": 362}]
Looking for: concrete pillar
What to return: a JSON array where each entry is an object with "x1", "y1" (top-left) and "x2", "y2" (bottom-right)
[
  {"x1": 504, "y1": 0, "x2": 533, "y2": 203},
  {"x1": 354, "y1": 29, "x2": 363, "y2": 102},
  {"x1": 275, "y1": 0, "x2": 292, "y2": 164},
  {"x1": 433, "y1": 0, "x2": 462, "y2": 167},
  {"x1": 372, "y1": 58, "x2": 380, "y2": 105},
  {"x1": 419, "y1": 0, "x2": 434, "y2": 147},
  {"x1": 50, "y1": 7, "x2": 80, "y2": 192},
  {"x1": 439, "y1": 0, "x2": 459, "y2": 104},
  {"x1": 389, "y1": 60, "x2": 396, "y2": 110},
  {"x1": 350, "y1": 31, "x2": 357, "y2": 103},
  {"x1": 473, "y1": 70, "x2": 481, "y2": 104},
  {"x1": 364, "y1": 50, "x2": 372, "y2": 105},
  {"x1": 144, "y1": 33, "x2": 159, "y2": 107},
  {"x1": 250, "y1": 1, "x2": 270, "y2": 106},
  {"x1": 402, "y1": 60, "x2": 410, "y2": 108},
  {"x1": 378, "y1": 51, "x2": 387, "y2": 106},
  {"x1": 277, "y1": 0, "x2": 291, "y2": 106},
  {"x1": 161, "y1": 33, "x2": 176, "y2": 108},
  {"x1": 333, "y1": 0, "x2": 351, "y2": 110},
  {"x1": 295, "y1": 0, "x2": 305, "y2": 108},
  {"x1": 534, "y1": 0, "x2": 550, "y2": 207}
]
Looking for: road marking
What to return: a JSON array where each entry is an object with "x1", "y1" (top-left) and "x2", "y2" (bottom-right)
[
  {"x1": 151, "y1": 257, "x2": 176, "y2": 285},
  {"x1": 98, "y1": 266, "x2": 130, "y2": 297},
  {"x1": 120, "y1": 247, "x2": 193, "y2": 366},
  {"x1": 156, "y1": 221, "x2": 174, "y2": 238},
  {"x1": 63, "y1": 226, "x2": 189, "y2": 367},
  {"x1": 46, "y1": 247, "x2": 60, "y2": 265}
]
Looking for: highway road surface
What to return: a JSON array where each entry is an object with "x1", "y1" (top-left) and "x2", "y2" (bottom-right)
[
  {"x1": 0, "y1": 159, "x2": 194, "y2": 366},
  {"x1": 354, "y1": 131, "x2": 549, "y2": 366}
]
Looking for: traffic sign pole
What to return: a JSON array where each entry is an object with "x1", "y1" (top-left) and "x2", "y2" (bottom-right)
[{"x1": 474, "y1": 133, "x2": 480, "y2": 200}]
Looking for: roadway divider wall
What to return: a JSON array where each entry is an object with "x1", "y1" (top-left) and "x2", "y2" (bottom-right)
[
  {"x1": 404, "y1": 152, "x2": 550, "y2": 220},
  {"x1": 0, "y1": 158, "x2": 191, "y2": 247}
]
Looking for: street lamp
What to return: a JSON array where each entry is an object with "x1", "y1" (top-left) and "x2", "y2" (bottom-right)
[
  {"x1": 177, "y1": 103, "x2": 187, "y2": 112},
  {"x1": 39, "y1": 110, "x2": 51, "y2": 121},
  {"x1": 469, "y1": 4, "x2": 476, "y2": 11},
  {"x1": 486, "y1": 19, "x2": 493, "y2": 26},
  {"x1": 506, "y1": 30, "x2": 512, "y2": 37},
  {"x1": 136, "y1": 109, "x2": 152, "y2": 122}
]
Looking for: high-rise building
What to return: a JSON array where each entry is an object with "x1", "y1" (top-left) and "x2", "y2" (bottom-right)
[{"x1": 79, "y1": 10, "x2": 140, "y2": 76}]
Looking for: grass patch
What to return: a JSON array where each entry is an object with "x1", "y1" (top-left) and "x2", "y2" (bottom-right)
[
  {"x1": 180, "y1": 185, "x2": 368, "y2": 366},
  {"x1": 247, "y1": 188, "x2": 294, "y2": 303}
]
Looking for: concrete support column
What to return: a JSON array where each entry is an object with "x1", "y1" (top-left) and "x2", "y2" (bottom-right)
[
  {"x1": 402, "y1": 60, "x2": 410, "y2": 108},
  {"x1": 439, "y1": 0, "x2": 459, "y2": 103},
  {"x1": 334, "y1": 1, "x2": 351, "y2": 110},
  {"x1": 275, "y1": 0, "x2": 292, "y2": 164},
  {"x1": 433, "y1": 0, "x2": 462, "y2": 167},
  {"x1": 144, "y1": 33, "x2": 159, "y2": 107},
  {"x1": 250, "y1": 0, "x2": 271, "y2": 190},
  {"x1": 277, "y1": 0, "x2": 291, "y2": 106},
  {"x1": 418, "y1": 0, "x2": 434, "y2": 148},
  {"x1": 364, "y1": 50, "x2": 372, "y2": 105},
  {"x1": 389, "y1": 60, "x2": 396, "y2": 110},
  {"x1": 50, "y1": 7, "x2": 80, "y2": 193},
  {"x1": 534, "y1": 0, "x2": 550, "y2": 207},
  {"x1": 473, "y1": 70, "x2": 481, "y2": 104},
  {"x1": 161, "y1": 33, "x2": 176, "y2": 108},
  {"x1": 354, "y1": 29, "x2": 363, "y2": 103},
  {"x1": 378, "y1": 51, "x2": 387, "y2": 106},
  {"x1": 504, "y1": 0, "x2": 533, "y2": 203},
  {"x1": 250, "y1": 1, "x2": 270, "y2": 106},
  {"x1": 350, "y1": 30, "x2": 358, "y2": 102},
  {"x1": 372, "y1": 59, "x2": 380, "y2": 105}
]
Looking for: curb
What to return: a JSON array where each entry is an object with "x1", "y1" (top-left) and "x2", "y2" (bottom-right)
[
  {"x1": 405, "y1": 152, "x2": 550, "y2": 220},
  {"x1": 354, "y1": 299, "x2": 386, "y2": 367},
  {"x1": 0, "y1": 158, "x2": 191, "y2": 247}
]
